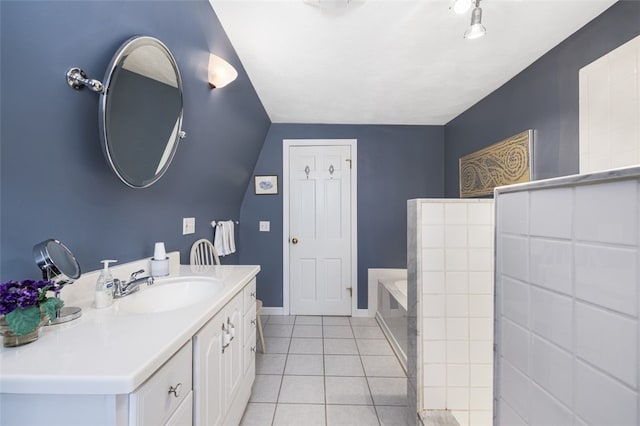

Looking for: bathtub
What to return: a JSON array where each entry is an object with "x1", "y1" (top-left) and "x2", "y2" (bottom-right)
[{"x1": 376, "y1": 278, "x2": 408, "y2": 371}]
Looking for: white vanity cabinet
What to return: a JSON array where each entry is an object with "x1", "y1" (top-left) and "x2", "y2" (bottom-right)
[
  {"x1": 193, "y1": 278, "x2": 257, "y2": 426},
  {"x1": 129, "y1": 343, "x2": 193, "y2": 426},
  {"x1": 0, "y1": 265, "x2": 260, "y2": 426}
]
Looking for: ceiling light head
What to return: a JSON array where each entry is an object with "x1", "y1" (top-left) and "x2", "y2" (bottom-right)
[
  {"x1": 451, "y1": 0, "x2": 471, "y2": 15},
  {"x1": 208, "y1": 54, "x2": 238, "y2": 89},
  {"x1": 464, "y1": 2, "x2": 486, "y2": 40}
]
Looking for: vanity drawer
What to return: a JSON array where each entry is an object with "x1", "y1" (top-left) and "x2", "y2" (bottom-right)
[
  {"x1": 129, "y1": 342, "x2": 193, "y2": 426},
  {"x1": 243, "y1": 278, "x2": 257, "y2": 314},
  {"x1": 244, "y1": 330, "x2": 257, "y2": 375}
]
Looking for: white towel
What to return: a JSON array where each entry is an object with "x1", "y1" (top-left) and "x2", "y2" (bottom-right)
[
  {"x1": 225, "y1": 220, "x2": 236, "y2": 254},
  {"x1": 212, "y1": 220, "x2": 236, "y2": 257}
]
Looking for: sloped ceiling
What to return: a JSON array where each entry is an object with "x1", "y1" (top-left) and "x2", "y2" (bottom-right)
[{"x1": 210, "y1": 0, "x2": 616, "y2": 125}]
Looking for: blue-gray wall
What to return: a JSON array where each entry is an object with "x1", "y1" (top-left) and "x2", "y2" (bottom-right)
[
  {"x1": 444, "y1": 0, "x2": 640, "y2": 197},
  {"x1": 0, "y1": 1, "x2": 270, "y2": 279},
  {"x1": 239, "y1": 124, "x2": 444, "y2": 309}
]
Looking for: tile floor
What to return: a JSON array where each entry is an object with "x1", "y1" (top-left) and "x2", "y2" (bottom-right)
[{"x1": 240, "y1": 315, "x2": 412, "y2": 426}]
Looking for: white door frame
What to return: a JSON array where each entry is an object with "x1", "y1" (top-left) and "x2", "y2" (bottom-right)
[{"x1": 282, "y1": 139, "x2": 358, "y2": 316}]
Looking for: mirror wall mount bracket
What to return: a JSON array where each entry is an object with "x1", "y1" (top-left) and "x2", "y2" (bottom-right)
[{"x1": 66, "y1": 67, "x2": 104, "y2": 93}]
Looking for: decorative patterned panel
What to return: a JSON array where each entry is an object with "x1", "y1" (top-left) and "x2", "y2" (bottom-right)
[{"x1": 459, "y1": 130, "x2": 533, "y2": 198}]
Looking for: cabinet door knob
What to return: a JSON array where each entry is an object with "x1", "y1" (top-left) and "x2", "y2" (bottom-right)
[
  {"x1": 251, "y1": 346, "x2": 256, "y2": 353},
  {"x1": 250, "y1": 291, "x2": 256, "y2": 299},
  {"x1": 251, "y1": 318, "x2": 256, "y2": 325},
  {"x1": 168, "y1": 383, "x2": 182, "y2": 398}
]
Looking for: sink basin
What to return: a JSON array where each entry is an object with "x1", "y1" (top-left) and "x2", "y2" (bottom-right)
[{"x1": 117, "y1": 277, "x2": 223, "y2": 314}]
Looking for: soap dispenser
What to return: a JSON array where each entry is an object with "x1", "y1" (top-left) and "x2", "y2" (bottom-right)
[{"x1": 95, "y1": 259, "x2": 117, "y2": 309}]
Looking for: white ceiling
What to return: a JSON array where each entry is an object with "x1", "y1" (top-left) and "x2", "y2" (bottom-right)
[{"x1": 210, "y1": 0, "x2": 616, "y2": 125}]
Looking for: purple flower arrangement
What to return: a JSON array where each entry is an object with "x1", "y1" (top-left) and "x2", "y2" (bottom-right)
[{"x1": 0, "y1": 279, "x2": 64, "y2": 335}]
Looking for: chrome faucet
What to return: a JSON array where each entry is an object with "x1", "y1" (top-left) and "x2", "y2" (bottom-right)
[{"x1": 114, "y1": 269, "x2": 154, "y2": 298}]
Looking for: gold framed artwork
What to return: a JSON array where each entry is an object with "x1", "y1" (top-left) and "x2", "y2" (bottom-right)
[{"x1": 459, "y1": 130, "x2": 533, "y2": 198}]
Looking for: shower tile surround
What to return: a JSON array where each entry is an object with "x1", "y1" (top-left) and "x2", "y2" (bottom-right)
[
  {"x1": 494, "y1": 166, "x2": 640, "y2": 425},
  {"x1": 408, "y1": 199, "x2": 495, "y2": 426}
]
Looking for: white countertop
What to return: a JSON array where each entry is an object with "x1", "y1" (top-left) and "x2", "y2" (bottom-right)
[{"x1": 0, "y1": 260, "x2": 260, "y2": 395}]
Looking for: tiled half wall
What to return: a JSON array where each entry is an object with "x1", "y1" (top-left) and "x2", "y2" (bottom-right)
[
  {"x1": 494, "y1": 171, "x2": 640, "y2": 425},
  {"x1": 408, "y1": 199, "x2": 495, "y2": 426}
]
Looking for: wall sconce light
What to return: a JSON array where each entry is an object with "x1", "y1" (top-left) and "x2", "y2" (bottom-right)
[{"x1": 208, "y1": 54, "x2": 238, "y2": 89}]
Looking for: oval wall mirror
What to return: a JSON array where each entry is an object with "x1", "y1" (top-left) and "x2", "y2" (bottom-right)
[{"x1": 99, "y1": 36, "x2": 184, "y2": 188}]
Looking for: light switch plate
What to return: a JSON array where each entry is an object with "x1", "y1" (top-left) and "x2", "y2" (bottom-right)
[
  {"x1": 259, "y1": 221, "x2": 270, "y2": 232},
  {"x1": 183, "y1": 217, "x2": 195, "y2": 235}
]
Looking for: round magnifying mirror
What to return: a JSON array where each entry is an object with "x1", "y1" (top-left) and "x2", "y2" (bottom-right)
[
  {"x1": 100, "y1": 36, "x2": 184, "y2": 188},
  {"x1": 33, "y1": 239, "x2": 82, "y2": 324},
  {"x1": 33, "y1": 239, "x2": 81, "y2": 281}
]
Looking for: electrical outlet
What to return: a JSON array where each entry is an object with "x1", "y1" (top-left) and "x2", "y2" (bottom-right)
[
  {"x1": 183, "y1": 217, "x2": 195, "y2": 235},
  {"x1": 259, "y1": 221, "x2": 270, "y2": 232}
]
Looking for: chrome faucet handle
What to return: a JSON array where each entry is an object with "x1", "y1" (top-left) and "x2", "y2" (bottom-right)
[{"x1": 129, "y1": 269, "x2": 145, "y2": 281}]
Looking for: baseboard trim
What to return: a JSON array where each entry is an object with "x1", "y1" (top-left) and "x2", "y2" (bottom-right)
[{"x1": 260, "y1": 307, "x2": 285, "y2": 316}]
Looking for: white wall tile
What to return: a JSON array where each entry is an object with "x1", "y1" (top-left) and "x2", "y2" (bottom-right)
[
  {"x1": 575, "y1": 302, "x2": 638, "y2": 388},
  {"x1": 447, "y1": 364, "x2": 470, "y2": 387},
  {"x1": 447, "y1": 341, "x2": 470, "y2": 364},
  {"x1": 500, "y1": 362, "x2": 531, "y2": 423},
  {"x1": 500, "y1": 236, "x2": 529, "y2": 281},
  {"x1": 423, "y1": 295, "x2": 445, "y2": 318},
  {"x1": 422, "y1": 225, "x2": 445, "y2": 248},
  {"x1": 529, "y1": 238, "x2": 573, "y2": 295},
  {"x1": 446, "y1": 294, "x2": 469, "y2": 317},
  {"x1": 575, "y1": 243, "x2": 638, "y2": 316},
  {"x1": 501, "y1": 320, "x2": 529, "y2": 374},
  {"x1": 469, "y1": 387, "x2": 492, "y2": 410},
  {"x1": 445, "y1": 248, "x2": 468, "y2": 271},
  {"x1": 423, "y1": 248, "x2": 445, "y2": 272},
  {"x1": 530, "y1": 187, "x2": 573, "y2": 239},
  {"x1": 497, "y1": 192, "x2": 529, "y2": 235},
  {"x1": 424, "y1": 364, "x2": 446, "y2": 387},
  {"x1": 468, "y1": 203, "x2": 493, "y2": 225},
  {"x1": 445, "y1": 203, "x2": 468, "y2": 225},
  {"x1": 501, "y1": 277, "x2": 529, "y2": 328},
  {"x1": 470, "y1": 364, "x2": 493, "y2": 388},
  {"x1": 447, "y1": 387, "x2": 470, "y2": 410},
  {"x1": 575, "y1": 361, "x2": 638, "y2": 426},
  {"x1": 424, "y1": 341, "x2": 446, "y2": 364},
  {"x1": 468, "y1": 248, "x2": 493, "y2": 272},
  {"x1": 575, "y1": 179, "x2": 638, "y2": 246},
  {"x1": 423, "y1": 387, "x2": 446, "y2": 410},
  {"x1": 530, "y1": 287, "x2": 573, "y2": 351},
  {"x1": 423, "y1": 318, "x2": 446, "y2": 341},
  {"x1": 422, "y1": 203, "x2": 444, "y2": 225},
  {"x1": 447, "y1": 318, "x2": 469, "y2": 340},
  {"x1": 445, "y1": 225, "x2": 467, "y2": 247},
  {"x1": 423, "y1": 271, "x2": 445, "y2": 294},
  {"x1": 469, "y1": 318, "x2": 493, "y2": 341},
  {"x1": 469, "y1": 271, "x2": 493, "y2": 295},
  {"x1": 446, "y1": 271, "x2": 469, "y2": 294},
  {"x1": 499, "y1": 401, "x2": 528, "y2": 426},
  {"x1": 469, "y1": 295, "x2": 493, "y2": 318},
  {"x1": 470, "y1": 341, "x2": 493, "y2": 364},
  {"x1": 468, "y1": 225, "x2": 493, "y2": 248},
  {"x1": 529, "y1": 383, "x2": 573, "y2": 426},
  {"x1": 469, "y1": 410, "x2": 493, "y2": 426},
  {"x1": 530, "y1": 336, "x2": 573, "y2": 407}
]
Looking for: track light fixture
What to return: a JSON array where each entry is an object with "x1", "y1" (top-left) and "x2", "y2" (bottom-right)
[{"x1": 463, "y1": 0, "x2": 486, "y2": 40}]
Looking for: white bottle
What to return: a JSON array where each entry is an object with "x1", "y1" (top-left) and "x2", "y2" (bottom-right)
[{"x1": 95, "y1": 259, "x2": 117, "y2": 309}]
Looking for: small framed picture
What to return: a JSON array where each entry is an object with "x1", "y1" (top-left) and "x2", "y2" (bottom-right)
[{"x1": 254, "y1": 175, "x2": 278, "y2": 195}]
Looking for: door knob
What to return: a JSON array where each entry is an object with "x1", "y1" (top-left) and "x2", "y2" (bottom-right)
[{"x1": 291, "y1": 237, "x2": 298, "y2": 244}]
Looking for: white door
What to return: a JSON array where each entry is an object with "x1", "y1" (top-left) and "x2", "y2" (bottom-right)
[{"x1": 289, "y1": 144, "x2": 353, "y2": 315}]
